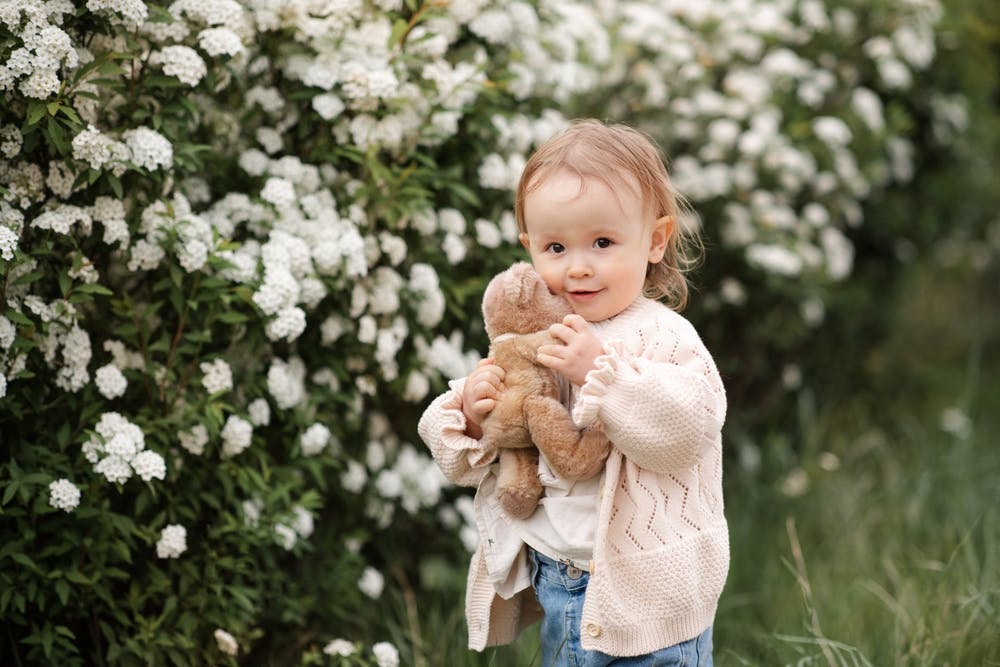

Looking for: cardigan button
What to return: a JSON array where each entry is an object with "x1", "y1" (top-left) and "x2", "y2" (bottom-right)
[{"x1": 585, "y1": 623, "x2": 602, "y2": 638}]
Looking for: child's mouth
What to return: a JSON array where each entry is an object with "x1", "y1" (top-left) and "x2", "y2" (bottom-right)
[{"x1": 568, "y1": 290, "x2": 601, "y2": 301}]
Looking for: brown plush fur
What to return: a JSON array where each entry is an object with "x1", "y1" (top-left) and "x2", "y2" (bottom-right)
[{"x1": 479, "y1": 262, "x2": 611, "y2": 519}]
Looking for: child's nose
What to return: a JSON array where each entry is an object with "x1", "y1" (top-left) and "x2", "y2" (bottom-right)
[{"x1": 567, "y1": 257, "x2": 593, "y2": 278}]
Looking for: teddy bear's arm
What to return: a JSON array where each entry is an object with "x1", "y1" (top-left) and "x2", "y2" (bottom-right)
[{"x1": 523, "y1": 394, "x2": 610, "y2": 480}]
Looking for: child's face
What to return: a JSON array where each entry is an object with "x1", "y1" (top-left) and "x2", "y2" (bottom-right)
[{"x1": 519, "y1": 170, "x2": 668, "y2": 323}]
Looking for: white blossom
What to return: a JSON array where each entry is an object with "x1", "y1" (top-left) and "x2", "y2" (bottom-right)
[
  {"x1": 48, "y1": 478, "x2": 81, "y2": 512},
  {"x1": 214, "y1": 629, "x2": 239, "y2": 656},
  {"x1": 372, "y1": 641, "x2": 400, "y2": 667},
  {"x1": 198, "y1": 27, "x2": 244, "y2": 57},
  {"x1": 274, "y1": 523, "x2": 297, "y2": 550},
  {"x1": 123, "y1": 127, "x2": 173, "y2": 171},
  {"x1": 132, "y1": 450, "x2": 166, "y2": 481},
  {"x1": 95, "y1": 363, "x2": 127, "y2": 399},
  {"x1": 156, "y1": 524, "x2": 187, "y2": 559},
  {"x1": 0, "y1": 316, "x2": 15, "y2": 350},
  {"x1": 358, "y1": 566, "x2": 384, "y2": 599},
  {"x1": 266, "y1": 357, "x2": 306, "y2": 409},
  {"x1": 291, "y1": 505, "x2": 314, "y2": 538},
  {"x1": 150, "y1": 45, "x2": 206, "y2": 87},
  {"x1": 247, "y1": 398, "x2": 270, "y2": 426},
  {"x1": 323, "y1": 639, "x2": 356, "y2": 657},
  {"x1": 178, "y1": 424, "x2": 209, "y2": 455},
  {"x1": 300, "y1": 423, "x2": 331, "y2": 456},
  {"x1": 200, "y1": 358, "x2": 233, "y2": 394},
  {"x1": 220, "y1": 415, "x2": 253, "y2": 458},
  {"x1": 341, "y1": 460, "x2": 367, "y2": 493}
]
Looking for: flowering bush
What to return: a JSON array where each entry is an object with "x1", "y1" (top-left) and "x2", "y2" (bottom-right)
[{"x1": 0, "y1": 0, "x2": 986, "y2": 664}]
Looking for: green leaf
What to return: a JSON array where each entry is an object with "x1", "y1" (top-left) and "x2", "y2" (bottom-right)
[
  {"x1": 26, "y1": 101, "x2": 49, "y2": 126},
  {"x1": 47, "y1": 116, "x2": 68, "y2": 155},
  {"x1": 108, "y1": 173, "x2": 123, "y2": 199},
  {"x1": 13, "y1": 270, "x2": 44, "y2": 286},
  {"x1": 12, "y1": 552, "x2": 38, "y2": 572},
  {"x1": 65, "y1": 570, "x2": 90, "y2": 585},
  {"x1": 216, "y1": 311, "x2": 248, "y2": 324},
  {"x1": 74, "y1": 283, "x2": 114, "y2": 296},
  {"x1": 2, "y1": 481, "x2": 20, "y2": 506},
  {"x1": 4, "y1": 310, "x2": 33, "y2": 326},
  {"x1": 58, "y1": 270, "x2": 71, "y2": 298},
  {"x1": 54, "y1": 579, "x2": 70, "y2": 605}
]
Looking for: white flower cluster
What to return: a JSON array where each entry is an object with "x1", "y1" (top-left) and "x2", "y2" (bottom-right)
[
  {"x1": 178, "y1": 424, "x2": 209, "y2": 455},
  {"x1": 87, "y1": 0, "x2": 148, "y2": 29},
  {"x1": 123, "y1": 127, "x2": 173, "y2": 172},
  {"x1": 71, "y1": 125, "x2": 129, "y2": 175},
  {"x1": 0, "y1": 5, "x2": 79, "y2": 99},
  {"x1": 247, "y1": 398, "x2": 270, "y2": 426},
  {"x1": 37, "y1": 319, "x2": 92, "y2": 393},
  {"x1": 213, "y1": 628, "x2": 238, "y2": 656},
  {"x1": 220, "y1": 415, "x2": 252, "y2": 459},
  {"x1": 199, "y1": 358, "x2": 233, "y2": 394},
  {"x1": 150, "y1": 45, "x2": 206, "y2": 87},
  {"x1": 156, "y1": 524, "x2": 187, "y2": 558},
  {"x1": 71, "y1": 125, "x2": 172, "y2": 175},
  {"x1": 94, "y1": 363, "x2": 127, "y2": 399},
  {"x1": 48, "y1": 478, "x2": 81, "y2": 512},
  {"x1": 82, "y1": 412, "x2": 166, "y2": 484},
  {"x1": 373, "y1": 445, "x2": 447, "y2": 515},
  {"x1": 299, "y1": 423, "x2": 330, "y2": 457},
  {"x1": 357, "y1": 566, "x2": 384, "y2": 599},
  {"x1": 323, "y1": 639, "x2": 356, "y2": 657},
  {"x1": 273, "y1": 504, "x2": 315, "y2": 550},
  {"x1": 372, "y1": 641, "x2": 400, "y2": 667},
  {"x1": 266, "y1": 357, "x2": 306, "y2": 410}
]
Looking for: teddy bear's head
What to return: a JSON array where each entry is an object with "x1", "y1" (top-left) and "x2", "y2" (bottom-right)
[{"x1": 482, "y1": 262, "x2": 573, "y2": 339}]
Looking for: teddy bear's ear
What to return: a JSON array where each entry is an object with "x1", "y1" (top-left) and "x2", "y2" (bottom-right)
[{"x1": 506, "y1": 262, "x2": 537, "y2": 304}]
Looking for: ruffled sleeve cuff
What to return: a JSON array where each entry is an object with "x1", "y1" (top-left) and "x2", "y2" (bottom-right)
[
  {"x1": 436, "y1": 380, "x2": 497, "y2": 469},
  {"x1": 571, "y1": 340, "x2": 627, "y2": 428}
]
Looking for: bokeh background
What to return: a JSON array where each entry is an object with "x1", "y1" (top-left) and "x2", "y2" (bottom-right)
[{"x1": 1, "y1": 1, "x2": 997, "y2": 665}]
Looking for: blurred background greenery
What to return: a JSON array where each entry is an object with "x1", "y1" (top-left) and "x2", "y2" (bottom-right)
[{"x1": 1, "y1": 0, "x2": 997, "y2": 664}]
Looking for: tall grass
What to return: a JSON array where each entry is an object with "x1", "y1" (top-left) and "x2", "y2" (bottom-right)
[{"x1": 396, "y1": 262, "x2": 999, "y2": 666}]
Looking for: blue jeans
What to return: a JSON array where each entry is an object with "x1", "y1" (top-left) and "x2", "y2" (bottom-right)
[{"x1": 529, "y1": 549, "x2": 714, "y2": 667}]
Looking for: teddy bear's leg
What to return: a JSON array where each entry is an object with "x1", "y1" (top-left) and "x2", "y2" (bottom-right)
[
  {"x1": 496, "y1": 448, "x2": 543, "y2": 519},
  {"x1": 524, "y1": 395, "x2": 612, "y2": 480}
]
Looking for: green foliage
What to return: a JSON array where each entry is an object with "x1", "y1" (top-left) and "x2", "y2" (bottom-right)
[{"x1": 1, "y1": 0, "x2": 998, "y2": 664}]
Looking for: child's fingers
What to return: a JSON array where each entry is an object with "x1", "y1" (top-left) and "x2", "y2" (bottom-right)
[
  {"x1": 562, "y1": 313, "x2": 589, "y2": 331},
  {"x1": 471, "y1": 397, "x2": 496, "y2": 418},
  {"x1": 535, "y1": 350, "x2": 565, "y2": 370},
  {"x1": 537, "y1": 343, "x2": 566, "y2": 359},
  {"x1": 547, "y1": 322, "x2": 575, "y2": 343},
  {"x1": 474, "y1": 377, "x2": 503, "y2": 397}
]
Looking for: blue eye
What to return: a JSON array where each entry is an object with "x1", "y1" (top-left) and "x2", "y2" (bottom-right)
[{"x1": 595, "y1": 238, "x2": 612, "y2": 249}]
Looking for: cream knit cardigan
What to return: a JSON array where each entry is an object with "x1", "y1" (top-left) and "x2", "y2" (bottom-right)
[{"x1": 417, "y1": 296, "x2": 729, "y2": 656}]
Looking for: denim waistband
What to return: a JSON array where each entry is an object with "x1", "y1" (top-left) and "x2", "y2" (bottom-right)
[{"x1": 530, "y1": 548, "x2": 590, "y2": 591}]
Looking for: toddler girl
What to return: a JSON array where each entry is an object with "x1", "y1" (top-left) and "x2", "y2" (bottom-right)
[{"x1": 418, "y1": 119, "x2": 728, "y2": 666}]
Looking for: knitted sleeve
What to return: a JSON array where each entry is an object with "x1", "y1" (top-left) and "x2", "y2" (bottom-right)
[
  {"x1": 416, "y1": 378, "x2": 498, "y2": 487},
  {"x1": 572, "y1": 306, "x2": 726, "y2": 473}
]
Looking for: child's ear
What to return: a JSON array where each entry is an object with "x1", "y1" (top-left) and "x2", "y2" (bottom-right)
[
  {"x1": 518, "y1": 232, "x2": 530, "y2": 250},
  {"x1": 648, "y1": 215, "x2": 672, "y2": 263}
]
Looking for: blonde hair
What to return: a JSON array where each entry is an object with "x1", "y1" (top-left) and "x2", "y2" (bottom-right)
[{"x1": 514, "y1": 119, "x2": 701, "y2": 310}]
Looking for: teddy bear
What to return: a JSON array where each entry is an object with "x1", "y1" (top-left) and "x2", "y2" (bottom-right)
[{"x1": 478, "y1": 262, "x2": 611, "y2": 519}]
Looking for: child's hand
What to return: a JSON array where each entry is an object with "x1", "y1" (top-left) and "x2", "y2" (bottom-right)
[
  {"x1": 537, "y1": 314, "x2": 604, "y2": 386},
  {"x1": 461, "y1": 358, "x2": 506, "y2": 439}
]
